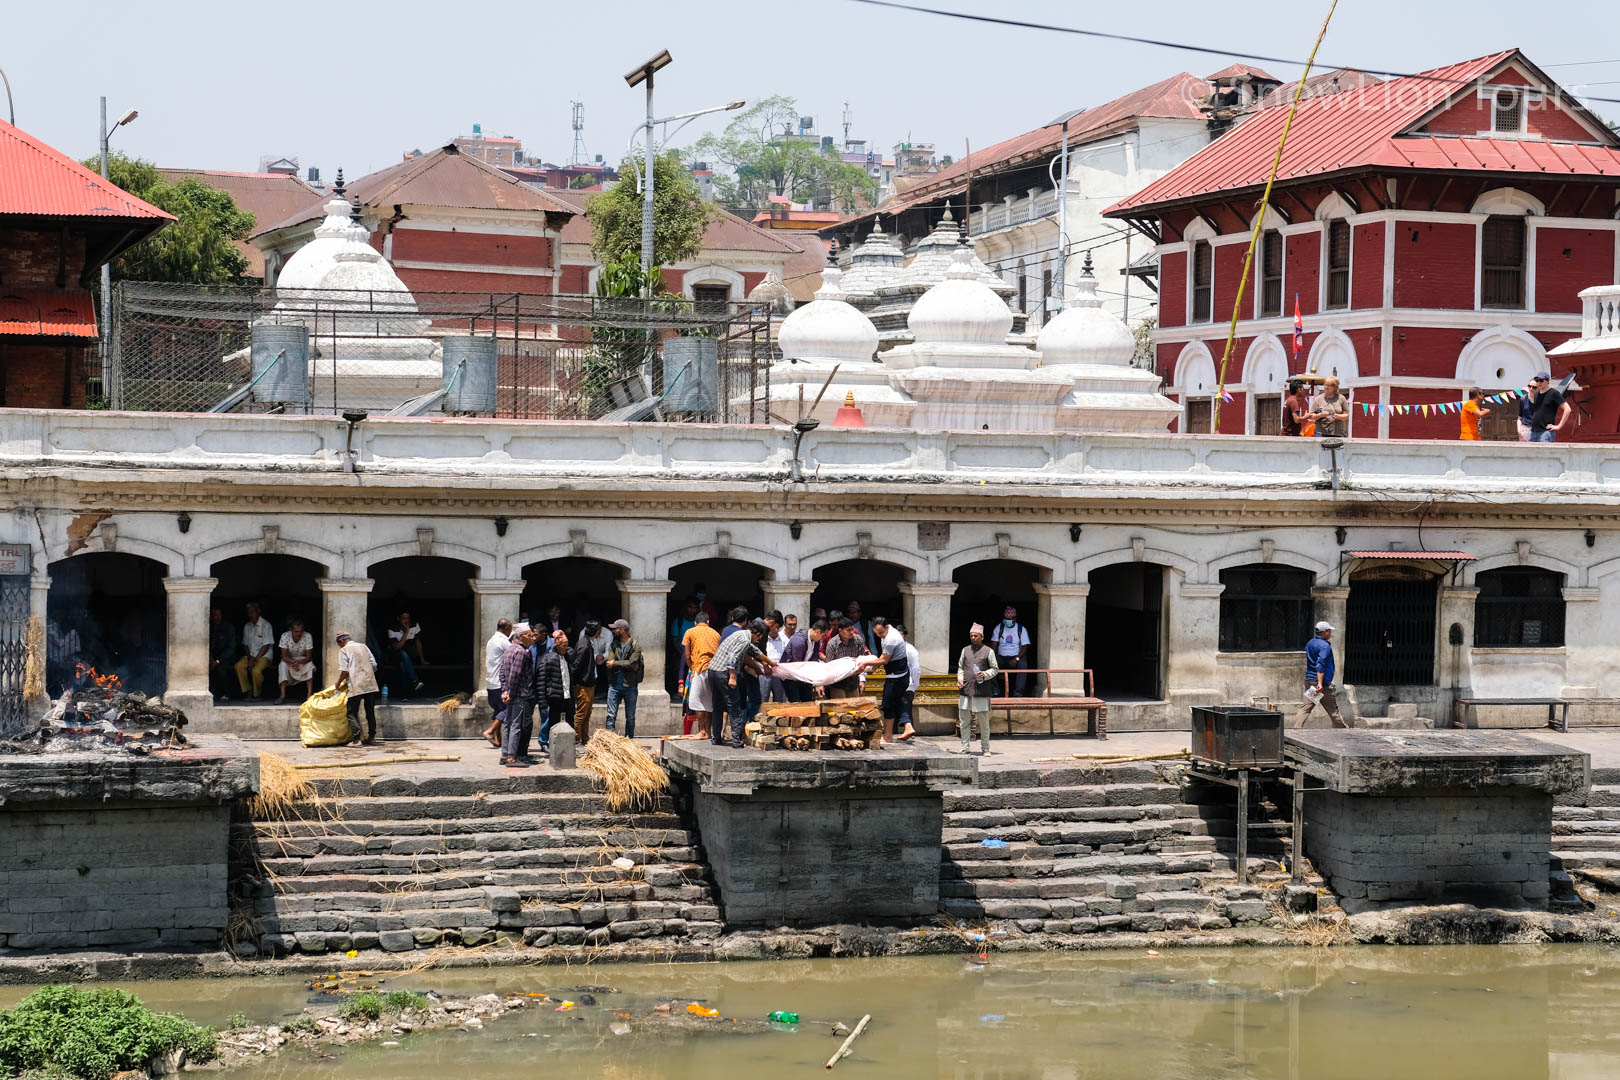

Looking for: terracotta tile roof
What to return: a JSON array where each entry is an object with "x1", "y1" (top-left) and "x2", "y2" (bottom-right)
[
  {"x1": 1106, "y1": 49, "x2": 1620, "y2": 216},
  {"x1": 0, "y1": 118, "x2": 174, "y2": 223},
  {"x1": 0, "y1": 287, "x2": 98, "y2": 338},
  {"x1": 159, "y1": 168, "x2": 320, "y2": 278},
  {"x1": 830, "y1": 72, "x2": 1215, "y2": 230},
  {"x1": 256, "y1": 145, "x2": 575, "y2": 237},
  {"x1": 543, "y1": 186, "x2": 803, "y2": 255}
]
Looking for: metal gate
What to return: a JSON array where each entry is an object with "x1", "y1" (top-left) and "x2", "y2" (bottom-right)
[
  {"x1": 1345, "y1": 577, "x2": 1438, "y2": 685},
  {"x1": 0, "y1": 574, "x2": 29, "y2": 733}
]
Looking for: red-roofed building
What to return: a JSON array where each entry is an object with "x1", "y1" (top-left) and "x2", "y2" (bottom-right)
[
  {"x1": 252, "y1": 144, "x2": 574, "y2": 297},
  {"x1": 0, "y1": 118, "x2": 172, "y2": 408},
  {"x1": 1104, "y1": 49, "x2": 1620, "y2": 440},
  {"x1": 822, "y1": 71, "x2": 1236, "y2": 331},
  {"x1": 156, "y1": 168, "x2": 320, "y2": 281}
]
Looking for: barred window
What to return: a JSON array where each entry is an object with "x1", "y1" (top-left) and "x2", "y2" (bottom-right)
[
  {"x1": 1191, "y1": 240, "x2": 1213, "y2": 322},
  {"x1": 1481, "y1": 215, "x2": 1526, "y2": 309},
  {"x1": 1492, "y1": 88, "x2": 1523, "y2": 134},
  {"x1": 692, "y1": 284, "x2": 730, "y2": 314},
  {"x1": 1219, "y1": 564, "x2": 1314, "y2": 652},
  {"x1": 1475, "y1": 568, "x2": 1565, "y2": 647},
  {"x1": 1259, "y1": 231, "x2": 1283, "y2": 317},
  {"x1": 1325, "y1": 220, "x2": 1351, "y2": 310}
]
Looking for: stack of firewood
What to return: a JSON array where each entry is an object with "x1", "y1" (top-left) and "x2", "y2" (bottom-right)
[{"x1": 744, "y1": 698, "x2": 883, "y2": 751}]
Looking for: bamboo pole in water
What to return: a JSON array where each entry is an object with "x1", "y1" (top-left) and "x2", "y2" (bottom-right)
[{"x1": 826, "y1": 1014, "x2": 872, "y2": 1069}]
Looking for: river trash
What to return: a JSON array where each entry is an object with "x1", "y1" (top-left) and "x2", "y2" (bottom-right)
[
  {"x1": 831, "y1": 1022, "x2": 850, "y2": 1036},
  {"x1": 653, "y1": 1003, "x2": 672, "y2": 1013},
  {"x1": 767, "y1": 1011, "x2": 800, "y2": 1023},
  {"x1": 554, "y1": 1001, "x2": 575, "y2": 1011},
  {"x1": 578, "y1": 994, "x2": 598, "y2": 1006},
  {"x1": 979, "y1": 1015, "x2": 1005, "y2": 1024},
  {"x1": 981, "y1": 838, "x2": 1009, "y2": 848},
  {"x1": 687, "y1": 1003, "x2": 720, "y2": 1018},
  {"x1": 611, "y1": 1022, "x2": 632, "y2": 1036},
  {"x1": 1146, "y1": 950, "x2": 1161, "y2": 957},
  {"x1": 574, "y1": 984, "x2": 618, "y2": 994},
  {"x1": 613, "y1": 856, "x2": 636, "y2": 870}
]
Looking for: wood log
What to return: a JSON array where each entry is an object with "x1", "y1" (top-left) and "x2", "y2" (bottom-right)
[{"x1": 826, "y1": 1014, "x2": 872, "y2": 1069}]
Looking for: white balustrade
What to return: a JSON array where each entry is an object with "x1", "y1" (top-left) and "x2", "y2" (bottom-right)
[{"x1": 1578, "y1": 284, "x2": 1620, "y2": 340}]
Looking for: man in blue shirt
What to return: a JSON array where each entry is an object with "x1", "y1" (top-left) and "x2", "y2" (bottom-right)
[{"x1": 1293, "y1": 620, "x2": 1346, "y2": 727}]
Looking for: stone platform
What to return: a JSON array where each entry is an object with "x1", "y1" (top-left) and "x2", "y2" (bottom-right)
[
  {"x1": 662, "y1": 741, "x2": 974, "y2": 926},
  {"x1": 0, "y1": 737, "x2": 259, "y2": 951},
  {"x1": 1284, "y1": 730, "x2": 1589, "y2": 912}
]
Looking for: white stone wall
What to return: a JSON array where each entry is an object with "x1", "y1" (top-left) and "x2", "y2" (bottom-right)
[{"x1": 7, "y1": 410, "x2": 1620, "y2": 731}]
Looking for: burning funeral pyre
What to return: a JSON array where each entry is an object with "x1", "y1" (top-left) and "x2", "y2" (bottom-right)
[{"x1": 2, "y1": 663, "x2": 189, "y2": 755}]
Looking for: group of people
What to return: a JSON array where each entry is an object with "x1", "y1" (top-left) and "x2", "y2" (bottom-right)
[
  {"x1": 1280, "y1": 377, "x2": 1350, "y2": 438},
  {"x1": 478, "y1": 614, "x2": 645, "y2": 768},
  {"x1": 1278, "y1": 371, "x2": 1576, "y2": 444},
  {"x1": 208, "y1": 602, "x2": 317, "y2": 704}
]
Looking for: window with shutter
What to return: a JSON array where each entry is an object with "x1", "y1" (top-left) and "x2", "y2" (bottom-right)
[
  {"x1": 1259, "y1": 231, "x2": 1283, "y2": 317},
  {"x1": 1481, "y1": 215, "x2": 1526, "y2": 309},
  {"x1": 1218, "y1": 564, "x2": 1314, "y2": 652},
  {"x1": 1184, "y1": 398, "x2": 1212, "y2": 433},
  {"x1": 1191, "y1": 240, "x2": 1213, "y2": 322},
  {"x1": 1325, "y1": 220, "x2": 1351, "y2": 309}
]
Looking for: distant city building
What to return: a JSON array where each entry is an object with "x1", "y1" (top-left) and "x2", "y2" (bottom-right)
[
  {"x1": 452, "y1": 123, "x2": 523, "y2": 167},
  {"x1": 257, "y1": 155, "x2": 300, "y2": 176},
  {"x1": 502, "y1": 159, "x2": 617, "y2": 190}
]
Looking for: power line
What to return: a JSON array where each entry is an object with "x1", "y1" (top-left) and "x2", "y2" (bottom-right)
[
  {"x1": 844, "y1": 0, "x2": 1620, "y2": 107},
  {"x1": 1545, "y1": 59, "x2": 1620, "y2": 68}
]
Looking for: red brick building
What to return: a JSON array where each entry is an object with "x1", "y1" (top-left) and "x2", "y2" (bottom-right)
[
  {"x1": 1105, "y1": 49, "x2": 1620, "y2": 439},
  {"x1": 253, "y1": 144, "x2": 575, "y2": 297},
  {"x1": 0, "y1": 119, "x2": 171, "y2": 408}
]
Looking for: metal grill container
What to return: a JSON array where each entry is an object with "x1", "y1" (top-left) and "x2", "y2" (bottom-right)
[{"x1": 1190, "y1": 705, "x2": 1285, "y2": 768}]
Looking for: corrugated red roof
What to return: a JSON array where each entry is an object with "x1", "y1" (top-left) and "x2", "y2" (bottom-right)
[
  {"x1": 1107, "y1": 49, "x2": 1620, "y2": 216},
  {"x1": 0, "y1": 119, "x2": 173, "y2": 222},
  {"x1": 159, "y1": 168, "x2": 320, "y2": 278},
  {"x1": 256, "y1": 145, "x2": 574, "y2": 237},
  {"x1": 0, "y1": 288, "x2": 97, "y2": 337},
  {"x1": 1208, "y1": 64, "x2": 1280, "y2": 82},
  {"x1": 832, "y1": 72, "x2": 1216, "y2": 229},
  {"x1": 1256, "y1": 68, "x2": 1384, "y2": 110}
]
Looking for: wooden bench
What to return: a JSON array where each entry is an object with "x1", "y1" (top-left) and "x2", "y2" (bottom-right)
[
  {"x1": 989, "y1": 668, "x2": 1107, "y2": 740},
  {"x1": 1455, "y1": 696, "x2": 1571, "y2": 733}
]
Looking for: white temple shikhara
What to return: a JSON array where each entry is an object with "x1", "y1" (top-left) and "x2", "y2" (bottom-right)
[{"x1": 764, "y1": 239, "x2": 1177, "y2": 432}]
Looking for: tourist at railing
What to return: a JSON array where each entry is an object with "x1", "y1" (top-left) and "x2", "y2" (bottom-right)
[
  {"x1": 1281, "y1": 380, "x2": 1309, "y2": 437},
  {"x1": 274, "y1": 620, "x2": 315, "y2": 705},
  {"x1": 957, "y1": 623, "x2": 998, "y2": 756},
  {"x1": 1460, "y1": 387, "x2": 1490, "y2": 441},
  {"x1": 1307, "y1": 376, "x2": 1350, "y2": 438},
  {"x1": 1528, "y1": 373, "x2": 1573, "y2": 443},
  {"x1": 235, "y1": 602, "x2": 275, "y2": 699}
]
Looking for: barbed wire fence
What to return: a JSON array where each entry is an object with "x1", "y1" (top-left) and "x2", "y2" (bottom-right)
[{"x1": 101, "y1": 282, "x2": 776, "y2": 422}]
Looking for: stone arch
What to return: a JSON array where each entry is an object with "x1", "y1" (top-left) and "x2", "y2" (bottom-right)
[
  {"x1": 1075, "y1": 545, "x2": 1196, "y2": 583},
  {"x1": 797, "y1": 541, "x2": 928, "y2": 581},
  {"x1": 654, "y1": 540, "x2": 787, "y2": 582},
  {"x1": 195, "y1": 536, "x2": 339, "y2": 577},
  {"x1": 519, "y1": 557, "x2": 626, "y2": 628},
  {"x1": 806, "y1": 557, "x2": 916, "y2": 628},
  {"x1": 503, "y1": 540, "x2": 643, "y2": 580},
  {"x1": 1306, "y1": 326, "x2": 1360, "y2": 383},
  {"x1": 359, "y1": 540, "x2": 496, "y2": 579},
  {"x1": 1471, "y1": 186, "x2": 1545, "y2": 217},
  {"x1": 1249, "y1": 204, "x2": 1289, "y2": 232},
  {"x1": 1204, "y1": 546, "x2": 1332, "y2": 582},
  {"x1": 366, "y1": 555, "x2": 480, "y2": 698},
  {"x1": 45, "y1": 552, "x2": 170, "y2": 696},
  {"x1": 1182, "y1": 216, "x2": 1217, "y2": 243},
  {"x1": 64, "y1": 532, "x2": 183, "y2": 577},
  {"x1": 1314, "y1": 192, "x2": 1355, "y2": 221},
  {"x1": 939, "y1": 543, "x2": 1067, "y2": 583},
  {"x1": 679, "y1": 264, "x2": 747, "y2": 302},
  {"x1": 1462, "y1": 548, "x2": 1582, "y2": 586},
  {"x1": 1174, "y1": 340, "x2": 1218, "y2": 394},
  {"x1": 1456, "y1": 325, "x2": 1544, "y2": 390},
  {"x1": 1242, "y1": 333, "x2": 1290, "y2": 434}
]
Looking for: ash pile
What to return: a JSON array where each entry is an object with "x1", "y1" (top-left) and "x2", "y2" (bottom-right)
[{"x1": 2, "y1": 664, "x2": 188, "y2": 755}]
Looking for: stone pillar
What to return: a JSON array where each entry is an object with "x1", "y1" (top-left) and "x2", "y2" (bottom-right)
[
  {"x1": 1167, "y1": 581, "x2": 1223, "y2": 709},
  {"x1": 318, "y1": 578, "x2": 373, "y2": 688},
  {"x1": 1311, "y1": 585, "x2": 1350, "y2": 714},
  {"x1": 1033, "y1": 583, "x2": 1089, "y2": 693},
  {"x1": 162, "y1": 576, "x2": 218, "y2": 709},
  {"x1": 470, "y1": 579, "x2": 526, "y2": 688},
  {"x1": 27, "y1": 573, "x2": 50, "y2": 709},
  {"x1": 1560, "y1": 587, "x2": 1603, "y2": 702},
  {"x1": 760, "y1": 579, "x2": 817, "y2": 623},
  {"x1": 898, "y1": 582, "x2": 956, "y2": 676},
  {"x1": 1438, "y1": 586, "x2": 1480, "y2": 710},
  {"x1": 618, "y1": 579, "x2": 676, "y2": 733}
]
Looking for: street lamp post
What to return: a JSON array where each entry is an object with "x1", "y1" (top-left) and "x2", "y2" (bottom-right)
[
  {"x1": 624, "y1": 51, "x2": 672, "y2": 275},
  {"x1": 99, "y1": 97, "x2": 137, "y2": 408}
]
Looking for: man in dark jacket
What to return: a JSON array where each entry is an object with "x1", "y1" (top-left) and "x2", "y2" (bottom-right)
[
  {"x1": 566, "y1": 631, "x2": 597, "y2": 742},
  {"x1": 603, "y1": 618, "x2": 645, "y2": 738},
  {"x1": 535, "y1": 628, "x2": 573, "y2": 749}
]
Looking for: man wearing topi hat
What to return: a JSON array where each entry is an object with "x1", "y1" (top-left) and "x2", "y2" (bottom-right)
[
  {"x1": 956, "y1": 623, "x2": 998, "y2": 755},
  {"x1": 333, "y1": 632, "x2": 380, "y2": 745},
  {"x1": 1294, "y1": 621, "x2": 1346, "y2": 728}
]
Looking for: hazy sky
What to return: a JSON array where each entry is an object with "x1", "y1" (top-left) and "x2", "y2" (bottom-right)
[{"x1": 7, "y1": 0, "x2": 1617, "y2": 181}]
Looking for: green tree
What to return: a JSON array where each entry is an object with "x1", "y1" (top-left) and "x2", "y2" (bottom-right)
[
  {"x1": 691, "y1": 95, "x2": 878, "y2": 213},
  {"x1": 586, "y1": 152, "x2": 711, "y2": 267},
  {"x1": 79, "y1": 152, "x2": 255, "y2": 284}
]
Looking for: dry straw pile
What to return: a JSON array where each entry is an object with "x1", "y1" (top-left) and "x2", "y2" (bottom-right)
[{"x1": 578, "y1": 731, "x2": 670, "y2": 811}]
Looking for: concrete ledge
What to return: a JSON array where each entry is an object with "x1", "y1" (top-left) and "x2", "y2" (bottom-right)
[
  {"x1": 1285, "y1": 729, "x2": 1590, "y2": 796},
  {"x1": 661, "y1": 739, "x2": 974, "y2": 795},
  {"x1": 0, "y1": 735, "x2": 260, "y2": 805}
]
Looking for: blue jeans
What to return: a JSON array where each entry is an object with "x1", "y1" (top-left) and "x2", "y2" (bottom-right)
[
  {"x1": 1531, "y1": 428, "x2": 1556, "y2": 443},
  {"x1": 721, "y1": 673, "x2": 761, "y2": 744},
  {"x1": 395, "y1": 650, "x2": 419, "y2": 689},
  {"x1": 606, "y1": 683, "x2": 638, "y2": 738}
]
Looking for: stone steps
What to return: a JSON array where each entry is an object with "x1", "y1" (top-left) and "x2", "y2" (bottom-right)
[
  {"x1": 244, "y1": 826, "x2": 693, "y2": 859},
  {"x1": 1550, "y1": 851, "x2": 1620, "y2": 870},
  {"x1": 239, "y1": 811, "x2": 683, "y2": 838},
  {"x1": 943, "y1": 783, "x2": 1179, "y2": 812},
  {"x1": 303, "y1": 774, "x2": 604, "y2": 797},
  {"x1": 282, "y1": 792, "x2": 673, "y2": 821}
]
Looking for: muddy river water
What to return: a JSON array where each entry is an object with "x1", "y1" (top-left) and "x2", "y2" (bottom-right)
[{"x1": 6, "y1": 946, "x2": 1619, "y2": 1079}]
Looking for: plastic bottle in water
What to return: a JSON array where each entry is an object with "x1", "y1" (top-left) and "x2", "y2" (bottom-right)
[
  {"x1": 381, "y1": 686, "x2": 389, "y2": 707},
  {"x1": 767, "y1": 1011, "x2": 799, "y2": 1024}
]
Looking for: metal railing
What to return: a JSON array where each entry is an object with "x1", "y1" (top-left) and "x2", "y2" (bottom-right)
[{"x1": 101, "y1": 282, "x2": 775, "y2": 422}]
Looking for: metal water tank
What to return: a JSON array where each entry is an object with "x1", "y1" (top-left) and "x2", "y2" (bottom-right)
[
  {"x1": 250, "y1": 324, "x2": 310, "y2": 406},
  {"x1": 441, "y1": 336, "x2": 499, "y2": 413},
  {"x1": 662, "y1": 337, "x2": 718, "y2": 413}
]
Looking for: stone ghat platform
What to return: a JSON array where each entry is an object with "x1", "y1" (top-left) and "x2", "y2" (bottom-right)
[
  {"x1": 1285, "y1": 730, "x2": 1589, "y2": 913},
  {"x1": 0, "y1": 737, "x2": 259, "y2": 951},
  {"x1": 662, "y1": 741, "x2": 975, "y2": 927}
]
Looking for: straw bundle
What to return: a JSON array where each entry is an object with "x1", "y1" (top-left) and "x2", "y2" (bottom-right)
[
  {"x1": 251, "y1": 752, "x2": 314, "y2": 819},
  {"x1": 22, "y1": 614, "x2": 45, "y2": 702},
  {"x1": 578, "y1": 731, "x2": 670, "y2": 811},
  {"x1": 437, "y1": 691, "x2": 472, "y2": 716}
]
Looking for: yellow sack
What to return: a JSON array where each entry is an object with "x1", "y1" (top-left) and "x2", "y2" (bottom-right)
[{"x1": 299, "y1": 686, "x2": 351, "y2": 747}]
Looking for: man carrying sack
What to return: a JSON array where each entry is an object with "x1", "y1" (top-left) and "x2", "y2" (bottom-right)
[{"x1": 333, "y1": 632, "x2": 380, "y2": 745}]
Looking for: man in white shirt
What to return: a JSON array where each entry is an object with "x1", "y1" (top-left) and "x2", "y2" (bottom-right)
[
  {"x1": 234, "y1": 602, "x2": 275, "y2": 699},
  {"x1": 480, "y1": 618, "x2": 513, "y2": 748},
  {"x1": 872, "y1": 615, "x2": 913, "y2": 742},
  {"x1": 334, "y1": 632, "x2": 381, "y2": 745},
  {"x1": 994, "y1": 605, "x2": 1032, "y2": 697},
  {"x1": 761, "y1": 610, "x2": 789, "y2": 703}
]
